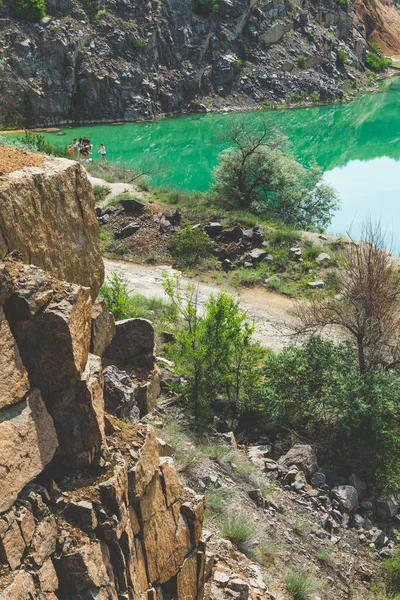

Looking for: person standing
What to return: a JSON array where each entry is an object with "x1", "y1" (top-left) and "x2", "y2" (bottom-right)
[{"x1": 98, "y1": 142, "x2": 107, "y2": 162}]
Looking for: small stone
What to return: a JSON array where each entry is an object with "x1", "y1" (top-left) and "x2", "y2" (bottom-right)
[
  {"x1": 315, "y1": 252, "x2": 331, "y2": 264},
  {"x1": 214, "y1": 570, "x2": 230, "y2": 587},
  {"x1": 308, "y1": 280, "x2": 325, "y2": 288},
  {"x1": 114, "y1": 222, "x2": 140, "y2": 239}
]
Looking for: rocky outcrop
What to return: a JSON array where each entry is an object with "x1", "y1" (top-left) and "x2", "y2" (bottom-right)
[
  {"x1": 0, "y1": 0, "x2": 372, "y2": 126},
  {"x1": 354, "y1": 0, "x2": 400, "y2": 54},
  {"x1": 0, "y1": 155, "x2": 104, "y2": 298},
  {"x1": 0, "y1": 150, "x2": 205, "y2": 599}
]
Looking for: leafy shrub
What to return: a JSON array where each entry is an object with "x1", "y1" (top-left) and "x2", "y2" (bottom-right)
[
  {"x1": 260, "y1": 336, "x2": 400, "y2": 489},
  {"x1": 131, "y1": 37, "x2": 147, "y2": 50},
  {"x1": 16, "y1": 131, "x2": 69, "y2": 157},
  {"x1": 101, "y1": 272, "x2": 174, "y2": 322},
  {"x1": 336, "y1": 49, "x2": 349, "y2": 67},
  {"x1": 310, "y1": 91, "x2": 320, "y2": 102},
  {"x1": 15, "y1": 0, "x2": 46, "y2": 21},
  {"x1": 94, "y1": 8, "x2": 107, "y2": 21},
  {"x1": 162, "y1": 275, "x2": 264, "y2": 423},
  {"x1": 93, "y1": 184, "x2": 111, "y2": 204},
  {"x1": 366, "y1": 51, "x2": 391, "y2": 72},
  {"x1": 234, "y1": 59, "x2": 243, "y2": 69},
  {"x1": 193, "y1": 0, "x2": 218, "y2": 16},
  {"x1": 297, "y1": 55, "x2": 307, "y2": 69},
  {"x1": 168, "y1": 226, "x2": 213, "y2": 267},
  {"x1": 284, "y1": 569, "x2": 321, "y2": 599},
  {"x1": 335, "y1": 0, "x2": 348, "y2": 9},
  {"x1": 383, "y1": 549, "x2": 400, "y2": 596}
]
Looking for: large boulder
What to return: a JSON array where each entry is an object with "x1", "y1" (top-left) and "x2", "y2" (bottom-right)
[
  {"x1": 0, "y1": 308, "x2": 29, "y2": 410},
  {"x1": 90, "y1": 298, "x2": 116, "y2": 357},
  {"x1": 4, "y1": 261, "x2": 92, "y2": 394},
  {"x1": 50, "y1": 355, "x2": 106, "y2": 467},
  {"x1": 0, "y1": 389, "x2": 58, "y2": 513},
  {"x1": 278, "y1": 444, "x2": 318, "y2": 477},
  {"x1": 332, "y1": 485, "x2": 359, "y2": 513},
  {"x1": 104, "y1": 318, "x2": 155, "y2": 368},
  {"x1": 0, "y1": 157, "x2": 104, "y2": 299},
  {"x1": 103, "y1": 365, "x2": 140, "y2": 422},
  {"x1": 377, "y1": 495, "x2": 399, "y2": 519}
]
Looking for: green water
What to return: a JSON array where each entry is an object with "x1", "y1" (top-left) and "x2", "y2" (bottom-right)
[{"x1": 22, "y1": 77, "x2": 400, "y2": 247}]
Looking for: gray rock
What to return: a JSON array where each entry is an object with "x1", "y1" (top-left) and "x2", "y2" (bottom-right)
[
  {"x1": 278, "y1": 444, "x2": 318, "y2": 477},
  {"x1": 352, "y1": 514, "x2": 366, "y2": 529},
  {"x1": 348, "y1": 474, "x2": 367, "y2": 499},
  {"x1": 64, "y1": 500, "x2": 98, "y2": 532},
  {"x1": 308, "y1": 280, "x2": 325, "y2": 288},
  {"x1": 289, "y1": 247, "x2": 302, "y2": 259},
  {"x1": 315, "y1": 252, "x2": 331, "y2": 264},
  {"x1": 104, "y1": 318, "x2": 155, "y2": 368},
  {"x1": 332, "y1": 485, "x2": 359, "y2": 513},
  {"x1": 311, "y1": 471, "x2": 326, "y2": 487},
  {"x1": 120, "y1": 198, "x2": 145, "y2": 215},
  {"x1": 205, "y1": 222, "x2": 223, "y2": 238},
  {"x1": 377, "y1": 495, "x2": 398, "y2": 519},
  {"x1": 103, "y1": 365, "x2": 140, "y2": 422},
  {"x1": 114, "y1": 222, "x2": 140, "y2": 239},
  {"x1": 245, "y1": 248, "x2": 269, "y2": 262}
]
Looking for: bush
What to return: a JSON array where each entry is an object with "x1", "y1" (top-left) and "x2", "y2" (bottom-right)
[
  {"x1": 93, "y1": 184, "x2": 111, "y2": 204},
  {"x1": 131, "y1": 37, "x2": 147, "y2": 50},
  {"x1": 335, "y1": 0, "x2": 348, "y2": 9},
  {"x1": 366, "y1": 51, "x2": 391, "y2": 72},
  {"x1": 297, "y1": 55, "x2": 307, "y2": 69},
  {"x1": 15, "y1": 0, "x2": 46, "y2": 21},
  {"x1": 260, "y1": 336, "x2": 400, "y2": 489},
  {"x1": 162, "y1": 275, "x2": 264, "y2": 423},
  {"x1": 336, "y1": 49, "x2": 349, "y2": 67},
  {"x1": 193, "y1": 0, "x2": 218, "y2": 16},
  {"x1": 234, "y1": 59, "x2": 243, "y2": 69},
  {"x1": 284, "y1": 569, "x2": 321, "y2": 599},
  {"x1": 383, "y1": 549, "x2": 400, "y2": 596},
  {"x1": 101, "y1": 272, "x2": 174, "y2": 322},
  {"x1": 168, "y1": 226, "x2": 213, "y2": 268},
  {"x1": 15, "y1": 131, "x2": 69, "y2": 158}
]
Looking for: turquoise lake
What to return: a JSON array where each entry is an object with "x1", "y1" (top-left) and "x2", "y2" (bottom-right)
[{"x1": 23, "y1": 77, "x2": 400, "y2": 249}]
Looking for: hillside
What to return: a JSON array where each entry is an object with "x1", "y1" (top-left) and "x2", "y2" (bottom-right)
[{"x1": 0, "y1": 0, "x2": 385, "y2": 127}]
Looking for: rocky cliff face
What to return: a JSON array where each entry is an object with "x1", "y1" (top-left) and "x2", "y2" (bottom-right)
[
  {"x1": 0, "y1": 0, "x2": 371, "y2": 126},
  {"x1": 0, "y1": 154, "x2": 104, "y2": 299},
  {"x1": 354, "y1": 0, "x2": 400, "y2": 54},
  {"x1": 0, "y1": 150, "x2": 206, "y2": 600}
]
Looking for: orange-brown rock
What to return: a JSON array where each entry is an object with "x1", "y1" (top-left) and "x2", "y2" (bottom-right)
[
  {"x1": 51, "y1": 354, "x2": 105, "y2": 465},
  {"x1": 0, "y1": 155, "x2": 104, "y2": 298},
  {"x1": 0, "y1": 309, "x2": 29, "y2": 410},
  {"x1": 4, "y1": 261, "x2": 91, "y2": 394},
  {"x1": 90, "y1": 298, "x2": 116, "y2": 357},
  {"x1": 0, "y1": 389, "x2": 58, "y2": 513},
  {"x1": 355, "y1": 0, "x2": 400, "y2": 54}
]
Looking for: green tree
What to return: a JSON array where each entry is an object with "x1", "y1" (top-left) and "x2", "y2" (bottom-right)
[
  {"x1": 15, "y1": 0, "x2": 46, "y2": 21},
  {"x1": 212, "y1": 118, "x2": 338, "y2": 230},
  {"x1": 162, "y1": 274, "x2": 263, "y2": 424},
  {"x1": 100, "y1": 272, "x2": 132, "y2": 320}
]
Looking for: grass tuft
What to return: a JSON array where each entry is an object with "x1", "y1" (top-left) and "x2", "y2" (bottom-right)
[{"x1": 284, "y1": 568, "x2": 322, "y2": 599}]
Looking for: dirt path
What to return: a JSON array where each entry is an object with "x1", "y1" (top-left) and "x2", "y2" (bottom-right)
[
  {"x1": 87, "y1": 174, "x2": 149, "y2": 206},
  {"x1": 104, "y1": 259, "x2": 298, "y2": 350}
]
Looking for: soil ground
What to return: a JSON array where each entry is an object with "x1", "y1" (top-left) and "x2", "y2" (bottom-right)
[{"x1": 0, "y1": 146, "x2": 44, "y2": 176}]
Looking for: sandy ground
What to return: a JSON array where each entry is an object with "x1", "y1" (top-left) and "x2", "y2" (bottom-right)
[
  {"x1": 0, "y1": 146, "x2": 44, "y2": 176},
  {"x1": 104, "y1": 258, "x2": 299, "y2": 351}
]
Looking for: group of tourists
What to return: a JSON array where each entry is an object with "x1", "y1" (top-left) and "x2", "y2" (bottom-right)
[{"x1": 68, "y1": 136, "x2": 107, "y2": 162}]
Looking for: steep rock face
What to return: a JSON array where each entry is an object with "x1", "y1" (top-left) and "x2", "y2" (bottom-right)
[
  {"x1": 0, "y1": 0, "x2": 370, "y2": 126},
  {"x1": 0, "y1": 149, "x2": 205, "y2": 599},
  {"x1": 0, "y1": 156, "x2": 104, "y2": 298},
  {"x1": 354, "y1": 0, "x2": 400, "y2": 54}
]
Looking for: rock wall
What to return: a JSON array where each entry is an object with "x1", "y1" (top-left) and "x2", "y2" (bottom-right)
[
  {"x1": 354, "y1": 0, "x2": 400, "y2": 54},
  {"x1": 0, "y1": 0, "x2": 371, "y2": 126},
  {"x1": 0, "y1": 153, "x2": 205, "y2": 599},
  {"x1": 0, "y1": 156, "x2": 104, "y2": 298}
]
